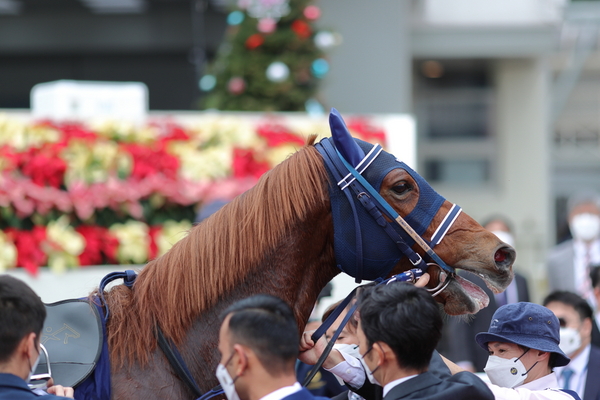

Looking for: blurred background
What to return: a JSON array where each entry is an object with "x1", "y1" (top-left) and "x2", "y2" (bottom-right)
[{"x1": 1, "y1": 0, "x2": 600, "y2": 305}]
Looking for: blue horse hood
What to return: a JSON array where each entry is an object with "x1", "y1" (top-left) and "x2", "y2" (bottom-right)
[{"x1": 317, "y1": 136, "x2": 445, "y2": 280}]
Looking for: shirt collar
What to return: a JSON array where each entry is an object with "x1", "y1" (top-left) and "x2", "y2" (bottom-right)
[
  {"x1": 555, "y1": 344, "x2": 591, "y2": 377},
  {"x1": 383, "y1": 374, "x2": 419, "y2": 397},
  {"x1": 518, "y1": 372, "x2": 559, "y2": 390},
  {"x1": 258, "y1": 382, "x2": 302, "y2": 400}
]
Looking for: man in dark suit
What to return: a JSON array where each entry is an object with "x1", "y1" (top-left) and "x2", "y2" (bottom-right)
[
  {"x1": 0, "y1": 275, "x2": 74, "y2": 400},
  {"x1": 547, "y1": 192, "x2": 600, "y2": 308},
  {"x1": 216, "y1": 294, "x2": 327, "y2": 400},
  {"x1": 544, "y1": 291, "x2": 600, "y2": 400},
  {"x1": 357, "y1": 283, "x2": 493, "y2": 400}
]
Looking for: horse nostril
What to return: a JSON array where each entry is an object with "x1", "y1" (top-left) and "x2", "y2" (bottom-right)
[{"x1": 494, "y1": 246, "x2": 515, "y2": 270}]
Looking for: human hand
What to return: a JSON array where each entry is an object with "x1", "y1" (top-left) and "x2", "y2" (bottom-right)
[
  {"x1": 46, "y1": 382, "x2": 75, "y2": 398},
  {"x1": 414, "y1": 272, "x2": 430, "y2": 288},
  {"x1": 298, "y1": 330, "x2": 328, "y2": 365}
]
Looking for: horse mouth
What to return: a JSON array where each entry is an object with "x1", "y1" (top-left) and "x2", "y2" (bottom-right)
[{"x1": 431, "y1": 268, "x2": 511, "y2": 316}]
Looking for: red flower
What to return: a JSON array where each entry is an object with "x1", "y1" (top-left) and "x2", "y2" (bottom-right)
[
  {"x1": 75, "y1": 225, "x2": 120, "y2": 266},
  {"x1": 257, "y1": 123, "x2": 305, "y2": 147},
  {"x1": 123, "y1": 144, "x2": 180, "y2": 181},
  {"x1": 291, "y1": 20, "x2": 311, "y2": 39},
  {"x1": 245, "y1": 33, "x2": 265, "y2": 49},
  {"x1": 148, "y1": 226, "x2": 161, "y2": 260},
  {"x1": 232, "y1": 148, "x2": 270, "y2": 179},
  {"x1": 347, "y1": 119, "x2": 387, "y2": 145},
  {"x1": 150, "y1": 121, "x2": 191, "y2": 144},
  {"x1": 6, "y1": 227, "x2": 48, "y2": 276}
]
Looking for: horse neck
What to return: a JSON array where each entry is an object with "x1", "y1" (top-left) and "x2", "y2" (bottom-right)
[{"x1": 174, "y1": 201, "x2": 339, "y2": 392}]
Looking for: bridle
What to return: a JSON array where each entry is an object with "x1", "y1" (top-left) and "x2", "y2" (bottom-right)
[
  {"x1": 302, "y1": 110, "x2": 467, "y2": 387},
  {"x1": 315, "y1": 136, "x2": 461, "y2": 293}
]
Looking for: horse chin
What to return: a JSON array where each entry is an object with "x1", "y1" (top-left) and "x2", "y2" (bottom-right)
[{"x1": 436, "y1": 276, "x2": 490, "y2": 316}]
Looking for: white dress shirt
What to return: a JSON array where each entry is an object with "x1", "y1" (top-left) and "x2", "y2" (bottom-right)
[
  {"x1": 325, "y1": 350, "x2": 365, "y2": 388},
  {"x1": 554, "y1": 344, "x2": 590, "y2": 398},
  {"x1": 259, "y1": 382, "x2": 302, "y2": 400},
  {"x1": 486, "y1": 372, "x2": 575, "y2": 400},
  {"x1": 382, "y1": 374, "x2": 418, "y2": 397}
]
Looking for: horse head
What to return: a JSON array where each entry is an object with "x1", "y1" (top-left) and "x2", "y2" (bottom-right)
[{"x1": 317, "y1": 108, "x2": 515, "y2": 315}]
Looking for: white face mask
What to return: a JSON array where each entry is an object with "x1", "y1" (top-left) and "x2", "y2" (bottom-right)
[
  {"x1": 359, "y1": 348, "x2": 381, "y2": 386},
  {"x1": 215, "y1": 355, "x2": 240, "y2": 400},
  {"x1": 570, "y1": 213, "x2": 600, "y2": 242},
  {"x1": 333, "y1": 343, "x2": 361, "y2": 359},
  {"x1": 490, "y1": 231, "x2": 515, "y2": 248},
  {"x1": 559, "y1": 327, "x2": 582, "y2": 356},
  {"x1": 484, "y1": 355, "x2": 529, "y2": 388}
]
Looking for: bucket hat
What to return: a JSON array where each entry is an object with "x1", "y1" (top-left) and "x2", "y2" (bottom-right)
[{"x1": 475, "y1": 302, "x2": 570, "y2": 367}]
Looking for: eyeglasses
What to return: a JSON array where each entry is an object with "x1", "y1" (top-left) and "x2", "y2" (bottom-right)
[{"x1": 28, "y1": 344, "x2": 52, "y2": 390}]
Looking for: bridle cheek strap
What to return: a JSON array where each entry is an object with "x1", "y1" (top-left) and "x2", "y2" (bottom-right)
[{"x1": 335, "y1": 146, "x2": 460, "y2": 276}]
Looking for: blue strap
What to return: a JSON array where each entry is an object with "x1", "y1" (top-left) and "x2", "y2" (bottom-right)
[
  {"x1": 156, "y1": 325, "x2": 203, "y2": 398},
  {"x1": 303, "y1": 268, "x2": 424, "y2": 388},
  {"x1": 310, "y1": 288, "x2": 359, "y2": 344},
  {"x1": 303, "y1": 302, "x2": 359, "y2": 387},
  {"x1": 196, "y1": 386, "x2": 224, "y2": 400},
  {"x1": 318, "y1": 139, "x2": 425, "y2": 281},
  {"x1": 559, "y1": 389, "x2": 582, "y2": 400},
  {"x1": 98, "y1": 270, "x2": 137, "y2": 320},
  {"x1": 335, "y1": 150, "x2": 455, "y2": 275}
]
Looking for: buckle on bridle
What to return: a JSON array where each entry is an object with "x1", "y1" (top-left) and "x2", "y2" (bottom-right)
[
  {"x1": 424, "y1": 263, "x2": 453, "y2": 297},
  {"x1": 410, "y1": 253, "x2": 423, "y2": 266}
]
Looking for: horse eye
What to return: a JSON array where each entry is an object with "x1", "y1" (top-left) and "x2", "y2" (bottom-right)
[{"x1": 391, "y1": 183, "x2": 411, "y2": 195}]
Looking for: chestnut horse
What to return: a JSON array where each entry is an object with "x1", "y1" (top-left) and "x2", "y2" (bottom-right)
[{"x1": 100, "y1": 115, "x2": 515, "y2": 399}]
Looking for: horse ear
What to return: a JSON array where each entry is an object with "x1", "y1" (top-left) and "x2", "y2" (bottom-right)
[{"x1": 329, "y1": 108, "x2": 365, "y2": 167}]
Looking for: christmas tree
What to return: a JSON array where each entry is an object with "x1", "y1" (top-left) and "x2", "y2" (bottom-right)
[{"x1": 200, "y1": 0, "x2": 339, "y2": 112}]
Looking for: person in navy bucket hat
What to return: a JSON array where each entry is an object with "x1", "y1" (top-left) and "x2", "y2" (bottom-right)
[
  {"x1": 475, "y1": 302, "x2": 570, "y2": 368},
  {"x1": 442, "y1": 302, "x2": 581, "y2": 400}
]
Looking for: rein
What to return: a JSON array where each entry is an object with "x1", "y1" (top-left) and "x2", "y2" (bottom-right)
[
  {"x1": 304, "y1": 136, "x2": 465, "y2": 388},
  {"x1": 316, "y1": 138, "x2": 460, "y2": 284},
  {"x1": 98, "y1": 271, "x2": 220, "y2": 400},
  {"x1": 302, "y1": 268, "x2": 424, "y2": 387}
]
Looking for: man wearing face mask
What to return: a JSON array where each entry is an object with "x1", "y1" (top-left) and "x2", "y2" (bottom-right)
[
  {"x1": 548, "y1": 192, "x2": 600, "y2": 308},
  {"x1": 0, "y1": 275, "x2": 73, "y2": 399},
  {"x1": 216, "y1": 294, "x2": 327, "y2": 400},
  {"x1": 543, "y1": 291, "x2": 600, "y2": 400},
  {"x1": 443, "y1": 302, "x2": 579, "y2": 400},
  {"x1": 356, "y1": 282, "x2": 493, "y2": 400}
]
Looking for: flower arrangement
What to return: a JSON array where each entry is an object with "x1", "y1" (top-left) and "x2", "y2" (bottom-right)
[{"x1": 0, "y1": 113, "x2": 387, "y2": 275}]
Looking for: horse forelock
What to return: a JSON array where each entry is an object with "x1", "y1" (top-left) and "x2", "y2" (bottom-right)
[{"x1": 104, "y1": 135, "x2": 329, "y2": 368}]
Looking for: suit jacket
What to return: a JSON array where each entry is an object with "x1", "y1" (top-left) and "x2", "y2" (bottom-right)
[
  {"x1": 547, "y1": 240, "x2": 577, "y2": 293},
  {"x1": 383, "y1": 371, "x2": 493, "y2": 400},
  {"x1": 284, "y1": 387, "x2": 330, "y2": 400},
  {"x1": 0, "y1": 373, "x2": 71, "y2": 400},
  {"x1": 584, "y1": 345, "x2": 600, "y2": 400},
  {"x1": 513, "y1": 273, "x2": 531, "y2": 303}
]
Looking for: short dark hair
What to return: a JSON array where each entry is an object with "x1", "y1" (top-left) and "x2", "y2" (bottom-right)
[
  {"x1": 590, "y1": 265, "x2": 600, "y2": 289},
  {"x1": 358, "y1": 283, "x2": 442, "y2": 371},
  {"x1": 222, "y1": 295, "x2": 298, "y2": 375},
  {"x1": 0, "y1": 275, "x2": 46, "y2": 363},
  {"x1": 543, "y1": 291, "x2": 593, "y2": 321}
]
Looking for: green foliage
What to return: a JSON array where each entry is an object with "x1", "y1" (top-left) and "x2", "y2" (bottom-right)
[{"x1": 201, "y1": 0, "x2": 326, "y2": 111}]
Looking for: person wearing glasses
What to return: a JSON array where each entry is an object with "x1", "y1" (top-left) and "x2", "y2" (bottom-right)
[{"x1": 0, "y1": 275, "x2": 74, "y2": 399}]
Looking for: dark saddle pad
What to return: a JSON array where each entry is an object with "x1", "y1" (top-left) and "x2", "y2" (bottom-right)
[{"x1": 34, "y1": 299, "x2": 103, "y2": 388}]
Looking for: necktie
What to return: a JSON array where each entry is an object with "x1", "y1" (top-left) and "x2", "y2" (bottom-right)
[
  {"x1": 562, "y1": 368, "x2": 574, "y2": 390},
  {"x1": 579, "y1": 248, "x2": 593, "y2": 304}
]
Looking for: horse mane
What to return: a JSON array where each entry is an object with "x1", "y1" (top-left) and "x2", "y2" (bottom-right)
[{"x1": 102, "y1": 135, "x2": 329, "y2": 367}]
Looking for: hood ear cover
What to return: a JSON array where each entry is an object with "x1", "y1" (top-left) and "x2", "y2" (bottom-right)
[{"x1": 329, "y1": 108, "x2": 365, "y2": 167}]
